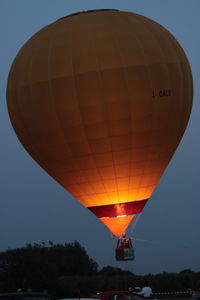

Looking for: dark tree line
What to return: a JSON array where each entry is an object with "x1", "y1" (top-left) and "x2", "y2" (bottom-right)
[
  {"x1": 0, "y1": 241, "x2": 199, "y2": 298},
  {"x1": 0, "y1": 241, "x2": 97, "y2": 295}
]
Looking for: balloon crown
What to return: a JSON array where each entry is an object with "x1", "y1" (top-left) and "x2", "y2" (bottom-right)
[{"x1": 57, "y1": 9, "x2": 119, "y2": 21}]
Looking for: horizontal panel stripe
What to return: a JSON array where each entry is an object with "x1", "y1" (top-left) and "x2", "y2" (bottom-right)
[{"x1": 88, "y1": 199, "x2": 148, "y2": 218}]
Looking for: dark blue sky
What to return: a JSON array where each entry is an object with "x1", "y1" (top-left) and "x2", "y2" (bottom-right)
[{"x1": 1, "y1": 0, "x2": 200, "y2": 275}]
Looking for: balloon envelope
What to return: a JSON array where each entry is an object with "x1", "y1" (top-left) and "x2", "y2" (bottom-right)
[{"x1": 7, "y1": 9, "x2": 193, "y2": 236}]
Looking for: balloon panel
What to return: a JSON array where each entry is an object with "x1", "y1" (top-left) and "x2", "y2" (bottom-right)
[{"x1": 7, "y1": 10, "x2": 193, "y2": 236}]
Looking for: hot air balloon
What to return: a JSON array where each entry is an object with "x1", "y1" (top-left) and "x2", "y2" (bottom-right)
[{"x1": 7, "y1": 9, "x2": 193, "y2": 261}]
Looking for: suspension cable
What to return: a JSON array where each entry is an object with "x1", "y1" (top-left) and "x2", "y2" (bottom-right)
[{"x1": 129, "y1": 213, "x2": 141, "y2": 236}]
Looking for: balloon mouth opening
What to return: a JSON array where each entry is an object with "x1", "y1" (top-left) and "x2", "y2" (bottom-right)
[
  {"x1": 101, "y1": 214, "x2": 129, "y2": 219},
  {"x1": 57, "y1": 9, "x2": 119, "y2": 21}
]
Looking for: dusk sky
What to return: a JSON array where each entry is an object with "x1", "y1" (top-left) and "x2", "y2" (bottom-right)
[{"x1": 1, "y1": 0, "x2": 200, "y2": 275}]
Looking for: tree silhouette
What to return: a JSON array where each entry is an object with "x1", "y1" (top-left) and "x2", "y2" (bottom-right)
[{"x1": 0, "y1": 241, "x2": 199, "y2": 298}]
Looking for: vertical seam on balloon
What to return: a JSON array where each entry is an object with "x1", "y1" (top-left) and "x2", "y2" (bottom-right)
[
  {"x1": 68, "y1": 19, "x2": 108, "y2": 204},
  {"x1": 91, "y1": 13, "x2": 121, "y2": 206},
  {"x1": 111, "y1": 12, "x2": 132, "y2": 205},
  {"x1": 79, "y1": 15, "x2": 117, "y2": 205},
  {"x1": 27, "y1": 34, "x2": 49, "y2": 160},
  {"x1": 46, "y1": 23, "x2": 77, "y2": 181},
  {"x1": 26, "y1": 49, "x2": 35, "y2": 154},
  {"x1": 132, "y1": 15, "x2": 162, "y2": 200},
  {"x1": 122, "y1": 13, "x2": 155, "y2": 204}
]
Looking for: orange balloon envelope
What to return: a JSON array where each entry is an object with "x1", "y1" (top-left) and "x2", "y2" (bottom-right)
[{"x1": 7, "y1": 9, "x2": 193, "y2": 237}]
